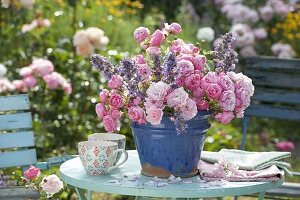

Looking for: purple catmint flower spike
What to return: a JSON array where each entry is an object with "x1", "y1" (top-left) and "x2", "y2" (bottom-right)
[
  {"x1": 213, "y1": 32, "x2": 238, "y2": 73},
  {"x1": 90, "y1": 54, "x2": 115, "y2": 80}
]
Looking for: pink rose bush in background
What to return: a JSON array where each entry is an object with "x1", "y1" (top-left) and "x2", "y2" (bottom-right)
[
  {"x1": 91, "y1": 22, "x2": 254, "y2": 133},
  {"x1": 73, "y1": 27, "x2": 109, "y2": 57},
  {"x1": 0, "y1": 58, "x2": 72, "y2": 95},
  {"x1": 14, "y1": 165, "x2": 64, "y2": 199}
]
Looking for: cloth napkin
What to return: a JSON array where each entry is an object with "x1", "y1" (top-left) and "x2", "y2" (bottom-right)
[
  {"x1": 198, "y1": 160, "x2": 283, "y2": 182},
  {"x1": 200, "y1": 149, "x2": 292, "y2": 175}
]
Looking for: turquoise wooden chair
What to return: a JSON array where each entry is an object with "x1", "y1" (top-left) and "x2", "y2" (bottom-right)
[{"x1": 0, "y1": 94, "x2": 75, "y2": 199}]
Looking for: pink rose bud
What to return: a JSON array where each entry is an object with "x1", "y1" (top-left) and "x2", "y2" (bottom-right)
[
  {"x1": 133, "y1": 97, "x2": 141, "y2": 105},
  {"x1": 192, "y1": 55, "x2": 206, "y2": 71},
  {"x1": 135, "y1": 54, "x2": 146, "y2": 64},
  {"x1": 24, "y1": 165, "x2": 40, "y2": 180},
  {"x1": 169, "y1": 22, "x2": 181, "y2": 35},
  {"x1": 133, "y1": 27, "x2": 150, "y2": 42},
  {"x1": 140, "y1": 41, "x2": 148, "y2": 50},
  {"x1": 19, "y1": 67, "x2": 33, "y2": 77},
  {"x1": 23, "y1": 76, "x2": 37, "y2": 88},
  {"x1": 275, "y1": 141, "x2": 295, "y2": 152},
  {"x1": 146, "y1": 46, "x2": 161, "y2": 56},
  {"x1": 95, "y1": 103, "x2": 106, "y2": 119},
  {"x1": 150, "y1": 29, "x2": 165, "y2": 47},
  {"x1": 108, "y1": 75, "x2": 123, "y2": 89},
  {"x1": 99, "y1": 89, "x2": 109, "y2": 103}
]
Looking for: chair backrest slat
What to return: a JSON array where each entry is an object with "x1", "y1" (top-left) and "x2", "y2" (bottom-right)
[
  {"x1": 0, "y1": 149, "x2": 37, "y2": 168},
  {"x1": 0, "y1": 94, "x2": 30, "y2": 112},
  {"x1": 246, "y1": 104, "x2": 300, "y2": 120},
  {"x1": 253, "y1": 88, "x2": 300, "y2": 105},
  {"x1": 0, "y1": 131, "x2": 35, "y2": 149},
  {"x1": 247, "y1": 56, "x2": 300, "y2": 71},
  {"x1": 0, "y1": 112, "x2": 32, "y2": 131}
]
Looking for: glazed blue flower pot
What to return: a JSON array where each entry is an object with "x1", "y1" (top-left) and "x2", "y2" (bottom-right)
[{"x1": 131, "y1": 111, "x2": 211, "y2": 178}]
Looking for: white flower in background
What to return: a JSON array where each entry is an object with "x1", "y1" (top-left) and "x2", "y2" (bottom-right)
[
  {"x1": 259, "y1": 5, "x2": 274, "y2": 22},
  {"x1": 19, "y1": 0, "x2": 35, "y2": 9},
  {"x1": 22, "y1": 19, "x2": 51, "y2": 33},
  {"x1": 253, "y1": 28, "x2": 267, "y2": 40},
  {"x1": 1, "y1": 0, "x2": 10, "y2": 8},
  {"x1": 73, "y1": 27, "x2": 110, "y2": 57},
  {"x1": 230, "y1": 23, "x2": 255, "y2": 48},
  {"x1": 240, "y1": 46, "x2": 257, "y2": 58},
  {"x1": 0, "y1": 64, "x2": 7, "y2": 78},
  {"x1": 271, "y1": 43, "x2": 295, "y2": 59},
  {"x1": 221, "y1": 3, "x2": 259, "y2": 24},
  {"x1": 196, "y1": 27, "x2": 215, "y2": 42},
  {"x1": 40, "y1": 174, "x2": 63, "y2": 197}
]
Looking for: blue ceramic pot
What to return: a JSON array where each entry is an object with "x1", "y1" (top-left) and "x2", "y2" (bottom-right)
[{"x1": 131, "y1": 111, "x2": 211, "y2": 178}]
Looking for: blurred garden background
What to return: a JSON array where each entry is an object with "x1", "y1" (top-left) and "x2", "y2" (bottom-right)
[{"x1": 0, "y1": 0, "x2": 299, "y2": 199}]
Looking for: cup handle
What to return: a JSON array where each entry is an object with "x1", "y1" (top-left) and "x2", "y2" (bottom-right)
[{"x1": 108, "y1": 149, "x2": 128, "y2": 172}]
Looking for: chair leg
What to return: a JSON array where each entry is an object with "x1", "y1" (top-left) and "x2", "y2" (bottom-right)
[
  {"x1": 75, "y1": 187, "x2": 87, "y2": 200},
  {"x1": 240, "y1": 116, "x2": 250, "y2": 150},
  {"x1": 258, "y1": 192, "x2": 265, "y2": 200}
]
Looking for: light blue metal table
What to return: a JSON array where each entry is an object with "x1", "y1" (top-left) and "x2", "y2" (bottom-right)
[{"x1": 59, "y1": 150, "x2": 283, "y2": 200}]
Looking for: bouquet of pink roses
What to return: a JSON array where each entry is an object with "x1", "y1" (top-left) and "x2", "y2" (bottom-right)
[{"x1": 91, "y1": 22, "x2": 254, "y2": 134}]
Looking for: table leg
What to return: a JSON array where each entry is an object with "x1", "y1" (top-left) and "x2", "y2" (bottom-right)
[
  {"x1": 258, "y1": 192, "x2": 265, "y2": 200},
  {"x1": 87, "y1": 190, "x2": 92, "y2": 200},
  {"x1": 75, "y1": 187, "x2": 87, "y2": 200}
]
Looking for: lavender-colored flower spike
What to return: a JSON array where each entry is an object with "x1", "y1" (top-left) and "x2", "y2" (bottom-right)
[
  {"x1": 213, "y1": 32, "x2": 238, "y2": 73},
  {"x1": 152, "y1": 55, "x2": 162, "y2": 82},
  {"x1": 118, "y1": 58, "x2": 143, "y2": 98},
  {"x1": 174, "y1": 112, "x2": 187, "y2": 134},
  {"x1": 162, "y1": 53, "x2": 178, "y2": 87},
  {"x1": 90, "y1": 54, "x2": 116, "y2": 80}
]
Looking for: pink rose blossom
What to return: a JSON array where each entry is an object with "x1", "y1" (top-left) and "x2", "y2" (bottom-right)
[
  {"x1": 170, "y1": 39, "x2": 185, "y2": 53},
  {"x1": 108, "y1": 75, "x2": 123, "y2": 89},
  {"x1": 63, "y1": 83, "x2": 72, "y2": 95},
  {"x1": 43, "y1": 73, "x2": 60, "y2": 89},
  {"x1": 0, "y1": 78, "x2": 16, "y2": 93},
  {"x1": 168, "y1": 22, "x2": 181, "y2": 35},
  {"x1": 144, "y1": 97, "x2": 164, "y2": 109},
  {"x1": 103, "y1": 115, "x2": 118, "y2": 132},
  {"x1": 187, "y1": 44, "x2": 199, "y2": 54},
  {"x1": 236, "y1": 111, "x2": 244, "y2": 118},
  {"x1": 128, "y1": 106, "x2": 145, "y2": 124},
  {"x1": 220, "y1": 90, "x2": 236, "y2": 111},
  {"x1": 196, "y1": 99, "x2": 209, "y2": 110},
  {"x1": 150, "y1": 29, "x2": 165, "y2": 47},
  {"x1": 137, "y1": 64, "x2": 152, "y2": 80},
  {"x1": 23, "y1": 76, "x2": 37, "y2": 88},
  {"x1": 146, "y1": 81, "x2": 170, "y2": 102},
  {"x1": 180, "y1": 98, "x2": 197, "y2": 120},
  {"x1": 133, "y1": 27, "x2": 150, "y2": 42},
  {"x1": 218, "y1": 73, "x2": 234, "y2": 91},
  {"x1": 145, "y1": 106, "x2": 164, "y2": 125},
  {"x1": 214, "y1": 111, "x2": 235, "y2": 125},
  {"x1": 275, "y1": 141, "x2": 295, "y2": 152},
  {"x1": 135, "y1": 54, "x2": 146, "y2": 64},
  {"x1": 146, "y1": 47, "x2": 161, "y2": 56},
  {"x1": 192, "y1": 55, "x2": 206, "y2": 71},
  {"x1": 30, "y1": 58, "x2": 54, "y2": 77},
  {"x1": 24, "y1": 165, "x2": 40, "y2": 180},
  {"x1": 184, "y1": 74, "x2": 201, "y2": 90},
  {"x1": 109, "y1": 93, "x2": 124, "y2": 108},
  {"x1": 19, "y1": 67, "x2": 32, "y2": 77},
  {"x1": 99, "y1": 89, "x2": 109, "y2": 103},
  {"x1": 175, "y1": 76, "x2": 185, "y2": 87},
  {"x1": 177, "y1": 60, "x2": 194, "y2": 76},
  {"x1": 167, "y1": 87, "x2": 189, "y2": 108},
  {"x1": 205, "y1": 83, "x2": 222, "y2": 100},
  {"x1": 40, "y1": 174, "x2": 63, "y2": 196},
  {"x1": 193, "y1": 87, "x2": 204, "y2": 98},
  {"x1": 132, "y1": 97, "x2": 141, "y2": 105},
  {"x1": 110, "y1": 109, "x2": 122, "y2": 119},
  {"x1": 201, "y1": 72, "x2": 218, "y2": 90},
  {"x1": 13, "y1": 80, "x2": 27, "y2": 92},
  {"x1": 95, "y1": 103, "x2": 106, "y2": 119}
]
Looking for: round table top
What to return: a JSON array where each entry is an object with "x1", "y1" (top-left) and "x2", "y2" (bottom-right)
[{"x1": 60, "y1": 150, "x2": 283, "y2": 198}]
